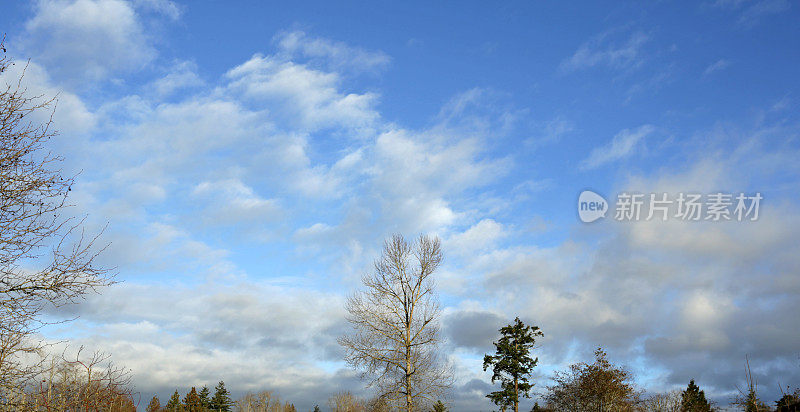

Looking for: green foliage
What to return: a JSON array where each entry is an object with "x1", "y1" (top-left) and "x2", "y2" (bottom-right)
[
  {"x1": 431, "y1": 399, "x2": 447, "y2": 412},
  {"x1": 483, "y1": 317, "x2": 543, "y2": 411},
  {"x1": 199, "y1": 386, "x2": 212, "y2": 409},
  {"x1": 681, "y1": 379, "x2": 712, "y2": 412},
  {"x1": 211, "y1": 381, "x2": 233, "y2": 411},
  {"x1": 313, "y1": 406, "x2": 321, "y2": 412},
  {"x1": 530, "y1": 402, "x2": 553, "y2": 412},
  {"x1": 166, "y1": 390, "x2": 183, "y2": 411}
]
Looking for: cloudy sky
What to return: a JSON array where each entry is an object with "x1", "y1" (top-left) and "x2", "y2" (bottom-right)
[{"x1": 2, "y1": 0, "x2": 799, "y2": 410}]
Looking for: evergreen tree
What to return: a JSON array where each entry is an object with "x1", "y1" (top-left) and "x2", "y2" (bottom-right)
[
  {"x1": 184, "y1": 387, "x2": 203, "y2": 411},
  {"x1": 199, "y1": 386, "x2": 212, "y2": 409},
  {"x1": 530, "y1": 402, "x2": 554, "y2": 412},
  {"x1": 431, "y1": 399, "x2": 447, "y2": 412},
  {"x1": 313, "y1": 406, "x2": 321, "y2": 412},
  {"x1": 146, "y1": 395, "x2": 162, "y2": 412},
  {"x1": 166, "y1": 390, "x2": 183, "y2": 411},
  {"x1": 741, "y1": 389, "x2": 769, "y2": 412},
  {"x1": 483, "y1": 317, "x2": 544, "y2": 412},
  {"x1": 530, "y1": 402, "x2": 546, "y2": 411},
  {"x1": 680, "y1": 379, "x2": 712, "y2": 412},
  {"x1": 210, "y1": 381, "x2": 233, "y2": 411}
]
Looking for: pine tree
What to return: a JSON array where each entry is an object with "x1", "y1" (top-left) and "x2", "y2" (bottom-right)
[
  {"x1": 147, "y1": 395, "x2": 162, "y2": 412},
  {"x1": 431, "y1": 400, "x2": 447, "y2": 412},
  {"x1": 210, "y1": 381, "x2": 233, "y2": 411},
  {"x1": 199, "y1": 386, "x2": 212, "y2": 409},
  {"x1": 184, "y1": 387, "x2": 203, "y2": 411},
  {"x1": 680, "y1": 379, "x2": 712, "y2": 412},
  {"x1": 483, "y1": 317, "x2": 543, "y2": 412},
  {"x1": 166, "y1": 390, "x2": 183, "y2": 411},
  {"x1": 530, "y1": 402, "x2": 546, "y2": 411}
]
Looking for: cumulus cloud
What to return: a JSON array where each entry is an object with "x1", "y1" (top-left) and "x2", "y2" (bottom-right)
[
  {"x1": 191, "y1": 179, "x2": 281, "y2": 226},
  {"x1": 133, "y1": 0, "x2": 182, "y2": 20},
  {"x1": 15, "y1": 9, "x2": 799, "y2": 408},
  {"x1": 226, "y1": 53, "x2": 381, "y2": 134},
  {"x1": 45, "y1": 280, "x2": 353, "y2": 409},
  {"x1": 0, "y1": 60, "x2": 96, "y2": 136},
  {"x1": 443, "y1": 309, "x2": 505, "y2": 352},
  {"x1": 446, "y1": 219, "x2": 506, "y2": 256},
  {"x1": 469, "y1": 133, "x2": 800, "y2": 402},
  {"x1": 24, "y1": 0, "x2": 156, "y2": 83},
  {"x1": 148, "y1": 61, "x2": 203, "y2": 97}
]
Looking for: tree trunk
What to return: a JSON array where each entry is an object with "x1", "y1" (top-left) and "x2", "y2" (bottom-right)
[
  {"x1": 406, "y1": 347, "x2": 413, "y2": 412},
  {"x1": 514, "y1": 339, "x2": 519, "y2": 412}
]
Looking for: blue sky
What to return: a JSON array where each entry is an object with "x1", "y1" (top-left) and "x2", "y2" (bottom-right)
[{"x1": 2, "y1": 0, "x2": 799, "y2": 410}]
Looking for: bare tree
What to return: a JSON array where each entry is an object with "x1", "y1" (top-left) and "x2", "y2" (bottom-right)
[
  {"x1": 0, "y1": 346, "x2": 136, "y2": 411},
  {"x1": 641, "y1": 390, "x2": 681, "y2": 412},
  {"x1": 235, "y1": 390, "x2": 297, "y2": 412},
  {"x1": 732, "y1": 356, "x2": 770, "y2": 412},
  {"x1": 0, "y1": 39, "x2": 112, "y2": 397},
  {"x1": 338, "y1": 234, "x2": 452, "y2": 412},
  {"x1": 327, "y1": 391, "x2": 365, "y2": 412}
]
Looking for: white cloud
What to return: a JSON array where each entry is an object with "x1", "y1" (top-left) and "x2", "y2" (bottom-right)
[
  {"x1": 24, "y1": 0, "x2": 156, "y2": 83},
  {"x1": 47, "y1": 280, "x2": 354, "y2": 408},
  {"x1": 447, "y1": 219, "x2": 506, "y2": 256},
  {"x1": 712, "y1": 0, "x2": 791, "y2": 27},
  {"x1": 465, "y1": 134, "x2": 800, "y2": 401},
  {"x1": 579, "y1": 124, "x2": 655, "y2": 170},
  {"x1": 25, "y1": 20, "x2": 796, "y2": 407},
  {"x1": 149, "y1": 61, "x2": 203, "y2": 97},
  {"x1": 560, "y1": 31, "x2": 649, "y2": 72},
  {"x1": 704, "y1": 59, "x2": 730, "y2": 75},
  {"x1": 738, "y1": 0, "x2": 790, "y2": 26},
  {"x1": 133, "y1": 0, "x2": 182, "y2": 20},
  {"x1": 192, "y1": 179, "x2": 281, "y2": 225},
  {"x1": 226, "y1": 54, "x2": 380, "y2": 133},
  {"x1": 0, "y1": 60, "x2": 96, "y2": 136},
  {"x1": 274, "y1": 30, "x2": 390, "y2": 75}
]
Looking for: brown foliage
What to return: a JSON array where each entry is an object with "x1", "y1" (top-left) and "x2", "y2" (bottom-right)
[{"x1": 544, "y1": 347, "x2": 640, "y2": 412}]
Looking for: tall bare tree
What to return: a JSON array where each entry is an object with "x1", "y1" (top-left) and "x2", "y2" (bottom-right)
[
  {"x1": 0, "y1": 40, "x2": 112, "y2": 396},
  {"x1": 339, "y1": 234, "x2": 451, "y2": 412}
]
